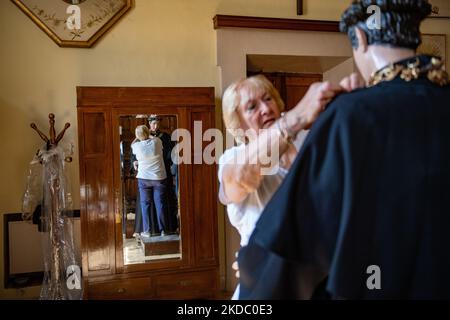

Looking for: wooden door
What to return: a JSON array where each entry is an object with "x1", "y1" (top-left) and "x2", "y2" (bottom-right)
[
  {"x1": 248, "y1": 72, "x2": 323, "y2": 111},
  {"x1": 284, "y1": 74, "x2": 322, "y2": 110},
  {"x1": 77, "y1": 108, "x2": 115, "y2": 277}
]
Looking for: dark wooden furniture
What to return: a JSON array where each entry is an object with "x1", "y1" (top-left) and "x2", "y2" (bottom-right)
[{"x1": 77, "y1": 87, "x2": 219, "y2": 300}]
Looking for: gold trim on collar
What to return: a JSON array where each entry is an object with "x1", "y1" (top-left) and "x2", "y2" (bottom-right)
[{"x1": 368, "y1": 57, "x2": 448, "y2": 87}]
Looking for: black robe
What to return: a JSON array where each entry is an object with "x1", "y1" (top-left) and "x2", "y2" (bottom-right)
[{"x1": 238, "y1": 56, "x2": 450, "y2": 299}]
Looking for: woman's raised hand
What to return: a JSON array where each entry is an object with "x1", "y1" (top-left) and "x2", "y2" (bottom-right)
[{"x1": 285, "y1": 81, "x2": 343, "y2": 131}]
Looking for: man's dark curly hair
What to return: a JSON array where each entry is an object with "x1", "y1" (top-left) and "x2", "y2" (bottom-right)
[{"x1": 340, "y1": 0, "x2": 432, "y2": 50}]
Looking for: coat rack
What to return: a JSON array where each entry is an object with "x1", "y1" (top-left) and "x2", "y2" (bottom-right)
[
  {"x1": 31, "y1": 113, "x2": 70, "y2": 151},
  {"x1": 29, "y1": 113, "x2": 74, "y2": 299}
]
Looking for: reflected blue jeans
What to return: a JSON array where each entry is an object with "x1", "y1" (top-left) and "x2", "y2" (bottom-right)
[{"x1": 137, "y1": 178, "x2": 168, "y2": 233}]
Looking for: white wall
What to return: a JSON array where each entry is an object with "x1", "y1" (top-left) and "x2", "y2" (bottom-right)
[
  {"x1": 8, "y1": 219, "x2": 81, "y2": 274},
  {"x1": 323, "y1": 58, "x2": 355, "y2": 84}
]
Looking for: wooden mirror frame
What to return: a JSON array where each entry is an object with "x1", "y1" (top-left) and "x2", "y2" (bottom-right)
[{"x1": 113, "y1": 108, "x2": 185, "y2": 273}]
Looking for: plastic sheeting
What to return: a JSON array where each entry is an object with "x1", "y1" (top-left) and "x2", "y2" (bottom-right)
[{"x1": 22, "y1": 143, "x2": 82, "y2": 300}]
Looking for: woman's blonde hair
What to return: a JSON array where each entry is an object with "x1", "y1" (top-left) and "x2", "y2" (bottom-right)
[
  {"x1": 135, "y1": 125, "x2": 150, "y2": 140},
  {"x1": 222, "y1": 74, "x2": 284, "y2": 144}
]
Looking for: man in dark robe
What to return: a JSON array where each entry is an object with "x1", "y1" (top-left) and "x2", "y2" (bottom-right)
[
  {"x1": 148, "y1": 115, "x2": 179, "y2": 233},
  {"x1": 238, "y1": 0, "x2": 450, "y2": 299}
]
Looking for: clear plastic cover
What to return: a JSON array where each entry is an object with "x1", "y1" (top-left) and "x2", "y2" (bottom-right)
[{"x1": 22, "y1": 143, "x2": 82, "y2": 300}]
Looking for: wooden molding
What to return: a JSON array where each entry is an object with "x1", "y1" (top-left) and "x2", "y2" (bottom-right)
[
  {"x1": 76, "y1": 87, "x2": 215, "y2": 107},
  {"x1": 213, "y1": 15, "x2": 341, "y2": 33}
]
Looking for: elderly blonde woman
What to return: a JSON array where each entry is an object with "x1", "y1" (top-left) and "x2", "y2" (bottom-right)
[
  {"x1": 132, "y1": 125, "x2": 168, "y2": 237},
  {"x1": 219, "y1": 74, "x2": 362, "y2": 299}
]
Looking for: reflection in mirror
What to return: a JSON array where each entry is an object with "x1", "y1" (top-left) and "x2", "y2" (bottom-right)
[{"x1": 119, "y1": 114, "x2": 180, "y2": 265}]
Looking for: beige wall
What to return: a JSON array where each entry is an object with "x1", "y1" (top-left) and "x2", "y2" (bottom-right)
[
  {"x1": 323, "y1": 58, "x2": 356, "y2": 84},
  {"x1": 1, "y1": 0, "x2": 449, "y2": 299}
]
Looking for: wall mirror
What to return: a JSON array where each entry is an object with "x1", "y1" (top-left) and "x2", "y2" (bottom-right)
[{"x1": 119, "y1": 114, "x2": 181, "y2": 265}]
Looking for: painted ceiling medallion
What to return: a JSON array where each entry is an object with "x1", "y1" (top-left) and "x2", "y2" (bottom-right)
[{"x1": 12, "y1": 0, "x2": 132, "y2": 48}]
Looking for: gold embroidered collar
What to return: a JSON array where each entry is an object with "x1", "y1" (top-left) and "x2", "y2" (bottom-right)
[{"x1": 368, "y1": 56, "x2": 448, "y2": 87}]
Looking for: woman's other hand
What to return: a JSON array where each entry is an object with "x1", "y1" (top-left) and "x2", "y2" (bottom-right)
[
  {"x1": 221, "y1": 163, "x2": 263, "y2": 204},
  {"x1": 236, "y1": 163, "x2": 263, "y2": 194},
  {"x1": 339, "y1": 72, "x2": 365, "y2": 92}
]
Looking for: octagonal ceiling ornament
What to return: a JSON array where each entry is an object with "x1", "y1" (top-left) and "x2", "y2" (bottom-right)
[{"x1": 12, "y1": 0, "x2": 132, "y2": 48}]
